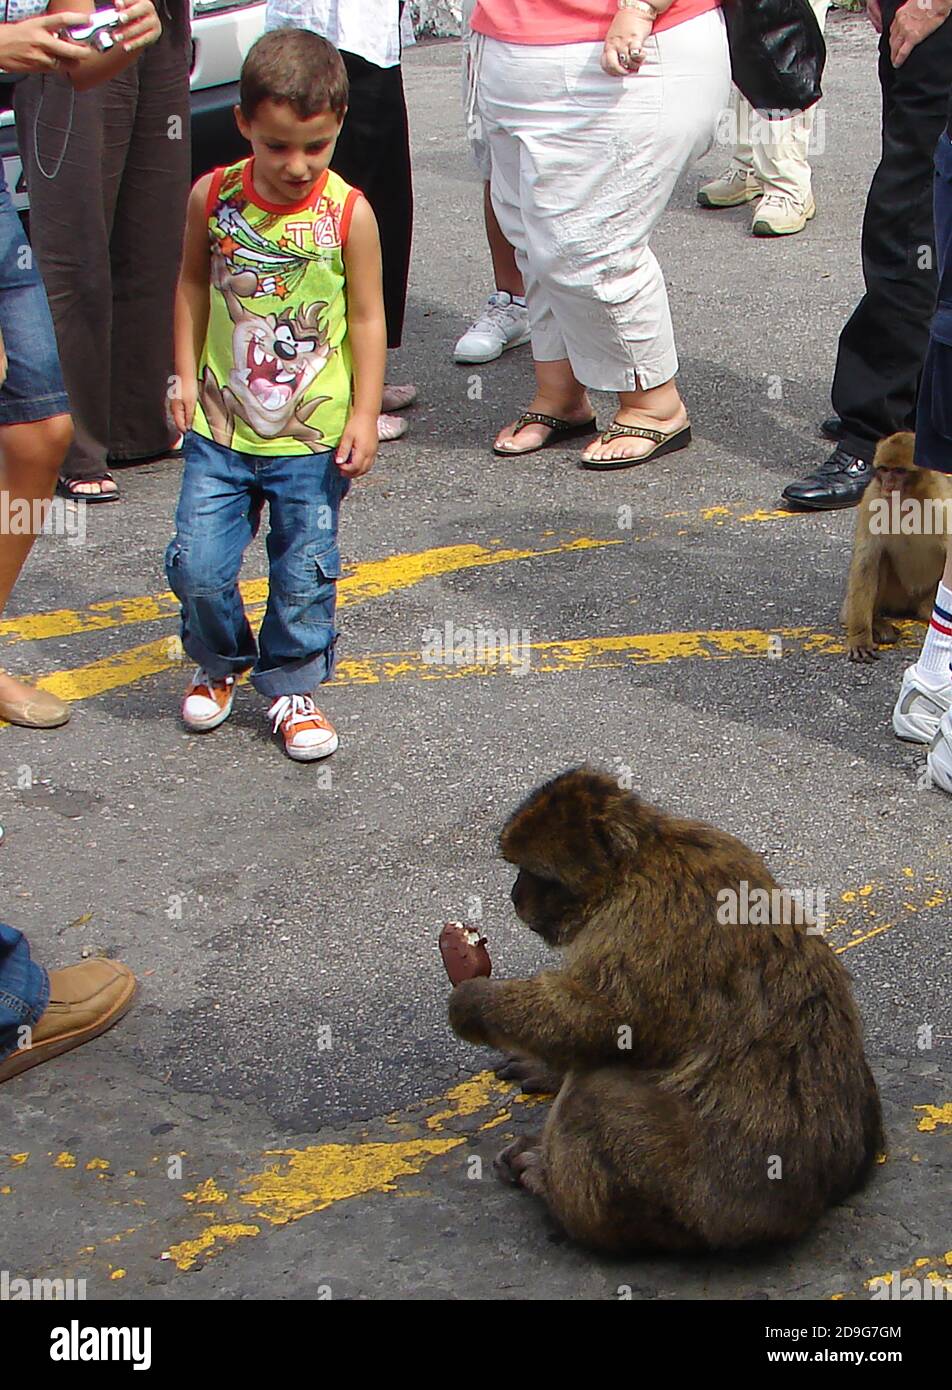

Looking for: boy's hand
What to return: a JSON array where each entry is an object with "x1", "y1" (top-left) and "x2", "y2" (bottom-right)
[
  {"x1": 0, "y1": 326, "x2": 7, "y2": 389},
  {"x1": 170, "y1": 376, "x2": 196, "y2": 435},
  {"x1": 336, "y1": 411, "x2": 378, "y2": 478}
]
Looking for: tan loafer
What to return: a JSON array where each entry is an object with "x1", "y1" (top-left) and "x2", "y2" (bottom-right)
[
  {"x1": 0, "y1": 958, "x2": 137, "y2": 1083},
  {"x1": 0, "y1": 683, "x2": 70, "y2": 728}
]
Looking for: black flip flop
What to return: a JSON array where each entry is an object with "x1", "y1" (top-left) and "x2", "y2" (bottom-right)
[
  {"x1": 579, "y1": 422, "x2": 692, "y2": 471},
  {"x1": 56, "y1": 473, "x2": 120, "y2": 503},
  {"x1": 493, "y1": 411, "x2": 597, "y2": 457}
]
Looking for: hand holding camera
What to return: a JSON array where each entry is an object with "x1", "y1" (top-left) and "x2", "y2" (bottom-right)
[{"x1": 64, "y1": 1, "x2": 163, "y2": 56}]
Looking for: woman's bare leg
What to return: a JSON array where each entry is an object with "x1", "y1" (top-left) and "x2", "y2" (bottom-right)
[
  {"x1": 0, "y1": 413, "x2": 73, "y2": 708},
  {"x1": 485, "y1": 184, "x2": 524, "y2": 298}
]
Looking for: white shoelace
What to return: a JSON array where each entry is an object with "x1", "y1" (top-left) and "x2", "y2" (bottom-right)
[
  {"x1": 268, "y1": 693, "x2": 319, "y2": 733},
  {"x1": 192, "y1": 668, "x2": 234, "y2": 694},
  {"x1": 757, "y1": 192, "x2": 801, "y2": 213},
  {"x1": 471, "y1": 295, "x2": 523, "y2": 335}
]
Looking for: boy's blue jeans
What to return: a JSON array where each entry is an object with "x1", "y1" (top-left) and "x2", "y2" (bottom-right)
[
  {"x1": 0, "y1": 924, "x2": 49, "y2": 1062},
  {"x1": 165, "y1": 432, "x2": 349, "y2": 699}
]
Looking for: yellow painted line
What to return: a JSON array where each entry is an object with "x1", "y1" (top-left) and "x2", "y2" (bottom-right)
[
  {"x1": 828, "y1": 880, "x2": 946, "y2": 956},
  {"x1": 164, "y1": 1224, "x2": 261, "y2": 1272},
  {"x1": 864, "y1": 1251, "x2": 952, "y2": 1291},
  {"x1": 326, "y1": 624, "x2": 921, "y2": 685},
  {"x1": 0, "y1": 499, "x2": 807, "y2": 650},
  {"x1": 5, "y1": 620, "x2": 915, "y2": 715},
  {"x1": 0, "y1": 538, "x2": 615, "y2": 648},
  {"x1": 914, "y1": 1104, "x2": 952, "y2": 1133}
]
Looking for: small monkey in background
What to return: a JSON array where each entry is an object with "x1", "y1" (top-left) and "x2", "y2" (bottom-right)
[{"x1": 842, "y1": 432, "x2": 952, "y2": 662}]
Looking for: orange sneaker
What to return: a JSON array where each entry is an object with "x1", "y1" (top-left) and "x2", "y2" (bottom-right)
[
  {"x1": 182, "y1": 668, "x2": 236, "y2": 731},
  {"x1": 267, "y1": 693, "x2": 339, "y2": 761}
]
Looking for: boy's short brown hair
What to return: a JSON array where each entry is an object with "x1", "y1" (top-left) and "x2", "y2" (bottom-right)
[{"x1": 240, "y1": 28, "x2": 348, "y2": 122}]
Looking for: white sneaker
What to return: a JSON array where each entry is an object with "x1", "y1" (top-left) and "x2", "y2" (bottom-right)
[
  {"x1": 182, "y1": 669, "x2": 236, "y2": 732},
  {"x1": 267, "y1": 693, "x2": 339, "y2": 762},
  {"x1": 697, "y1": 166, "x2": 761, "y2": 209},
  {"x1": 454, "y1": 291, "x2": 530, "y2": 364},
  {"x1": 892, "y1": 664, "x2": 952, "y2": 744},
  {"x1": 926, "y1": 711, "x2": 952, "y2": 794},
  {"x1": 751, "y1": 192, "x2": 816, "y2": 237}
]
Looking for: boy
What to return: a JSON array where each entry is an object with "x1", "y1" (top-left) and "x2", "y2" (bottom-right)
[{"x1": 167, "y1": 27, "x2": 385, "y2": 760}]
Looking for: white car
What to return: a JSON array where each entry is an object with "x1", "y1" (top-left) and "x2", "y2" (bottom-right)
[{"x1": 0, "y1": 0, "x2": 267, "y2": 212}]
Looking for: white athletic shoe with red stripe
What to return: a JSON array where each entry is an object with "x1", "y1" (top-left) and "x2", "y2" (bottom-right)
[
  {"x1": 926, "y1": 711, "x2": 952, "y2": 794},
  {"x1": 892, "y1": 664, "x2": 952, "y2": 744}
]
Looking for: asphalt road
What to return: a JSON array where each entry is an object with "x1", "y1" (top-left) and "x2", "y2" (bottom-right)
[{"x1": 0, "y1": 15, "x2": 948, "y2": 1302}]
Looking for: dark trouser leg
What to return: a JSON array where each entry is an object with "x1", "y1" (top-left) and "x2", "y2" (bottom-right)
[
  {"x1": 331, "y1": 51, "x2": 413, "y2": 349},
  {"x1": 831, "y1": 6, "x2": 952, "y2": 462},
  {"x1": 108, "y1": 23, "x2": 192, "y2": 461},
  {"x1": 15, "y1": 73, "x2": 133, "y2": 481}
]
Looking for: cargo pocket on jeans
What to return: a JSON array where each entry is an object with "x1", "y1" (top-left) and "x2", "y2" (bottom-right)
[{"x1": 290, "y1": 542, "x2": 342, "y2": 628}]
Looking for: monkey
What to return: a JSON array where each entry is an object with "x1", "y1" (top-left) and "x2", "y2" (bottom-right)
[
  {"x1": 448, "y1": 768, "x2": 883, "y2": 1255},
  {"x1": 841, "y1": 432, "x2": 952, "y2": 662}
]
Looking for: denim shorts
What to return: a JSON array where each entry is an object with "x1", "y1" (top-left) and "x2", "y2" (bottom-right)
[
  {"x1": 0, "y1": 168, "x2": 69, "y2": 426},
  {"x1": 916, "y1": 134, "x2": 952, "y2": 474}
]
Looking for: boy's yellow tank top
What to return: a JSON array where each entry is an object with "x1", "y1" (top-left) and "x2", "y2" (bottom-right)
[{"x1": 192, "y1": 159, "x2": 361, "y2": 456}]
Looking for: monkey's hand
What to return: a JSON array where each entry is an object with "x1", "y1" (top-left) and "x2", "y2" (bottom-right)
[
  {"x1": 449, "y1": 972, "x2": 627, "y2": 1065},
  {"x1": 846, "y1": 631, "x2": 879, "y2": 662},
  {"x1": 448, "y1": 977, "x2": 498, "y2": 1047}
]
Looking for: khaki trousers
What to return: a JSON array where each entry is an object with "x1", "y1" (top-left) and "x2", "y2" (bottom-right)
[{"x1": 729, "y1": 0, "x2": 830, "y2": 204}]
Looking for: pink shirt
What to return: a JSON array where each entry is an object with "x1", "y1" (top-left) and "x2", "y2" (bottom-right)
[{"x1": 470, "y1": 0, "x2": 720, "y2": 45}]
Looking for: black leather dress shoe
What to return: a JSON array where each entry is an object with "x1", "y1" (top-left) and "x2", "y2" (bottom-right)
[
  {"x1": 781, "y1": 447, "x2": 875, "y2": 511},
  {"x1": 820, "y1": 416, "x2": 843, "y2": 441}
]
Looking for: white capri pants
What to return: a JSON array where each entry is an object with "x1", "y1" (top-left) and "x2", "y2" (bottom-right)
[{"x1": 472, "y1": 11, "x2": 731, "y2": 391}]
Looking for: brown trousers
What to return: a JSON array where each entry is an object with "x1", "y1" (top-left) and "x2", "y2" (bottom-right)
[{"x1": 15, "y1": 26, "x2": 191, "y2": 480}]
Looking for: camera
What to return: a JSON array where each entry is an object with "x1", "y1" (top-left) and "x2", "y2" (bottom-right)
[{"x1": 64, "y1": 8, "x2": 124, "y2": 52}]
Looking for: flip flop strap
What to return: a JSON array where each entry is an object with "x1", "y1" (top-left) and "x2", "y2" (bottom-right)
[
  {"x1": 599, "y1": 423, "x2": 668, "y2": 445},
  {"x1": 511, "y1": 410, "x2": 572, "y2": 435}
]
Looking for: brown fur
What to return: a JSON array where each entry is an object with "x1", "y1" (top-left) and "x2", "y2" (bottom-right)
[
  {"x1": 841, "y1": 432, "x2": 952, "y2": 662},
  {"x1": 448, "y1": 767, "x2": 883, "y2": 1254}
]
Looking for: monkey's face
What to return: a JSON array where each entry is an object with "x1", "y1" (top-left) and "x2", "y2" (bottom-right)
[
  {"x1": 875, "y1": 466, "x2": 909, "y2": 497},
  {"x1": 510, "y1": 868, "x2": 579, "y2": 945}
]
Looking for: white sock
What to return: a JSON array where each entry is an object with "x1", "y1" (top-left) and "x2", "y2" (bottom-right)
[
  {"x1": 512, "y1": 294, "x2": 526, "y2": 307},
  {"x1": 918, "y1": 581, "x2": 952, "y2": 686}
]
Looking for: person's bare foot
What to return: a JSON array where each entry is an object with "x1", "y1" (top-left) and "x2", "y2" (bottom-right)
[
  {"x1": 494, "y1": 393, "x2": 594, "y2": 454},
  {"x1": 580, "y1": 400, "x2": 689, "y2": 465},
  {"x1": 69, "y1": 478, "x2": 118, "y2": 497},
  {"x1": 58, "y1": 474, "x2": 119, "y2": 501}
]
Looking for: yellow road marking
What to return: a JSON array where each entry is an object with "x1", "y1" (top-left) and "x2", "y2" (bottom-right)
[
  {"x1": 825, "y1": 880, "x2": 947, "y2": 956},
  {"x1": 0, "y1": 538, "x2": 615, "y2": 648},
  {"x1": 6, "y1": 621, "x2": 925, "y2": 714},
  {"x1": 914, "y1": 1104, "x2": 952, "y2": 1133},
  {"x1": 0, "y1": 499, "x2": 822, "y2": 652}
]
